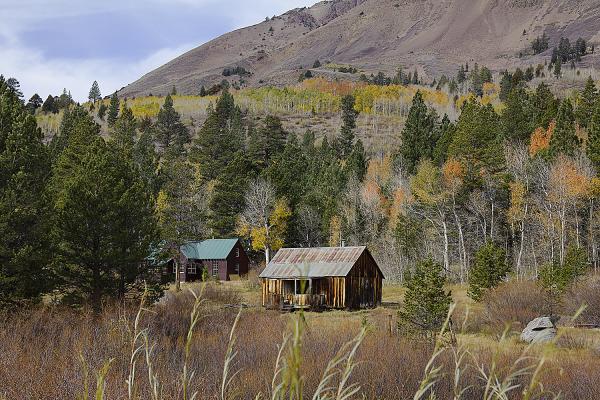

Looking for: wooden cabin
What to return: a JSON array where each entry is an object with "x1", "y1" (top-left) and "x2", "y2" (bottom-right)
[
  {"x1": 259, "y1": 246, "x2": 384, "y2": 310},
  {"x1": 166, "y1": 239, "x2": 249, "y2": 282}
]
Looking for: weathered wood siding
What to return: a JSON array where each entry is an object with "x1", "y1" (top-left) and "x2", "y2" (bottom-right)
[
  {"x1": 344, "y1": 251, "x2": 382, "y2": 308},
  {"x1": 261, "y1": 249, "x2": 382, "y2": 309}
]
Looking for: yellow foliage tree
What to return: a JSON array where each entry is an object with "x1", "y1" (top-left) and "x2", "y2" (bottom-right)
[{"x1": 237, "y1": 178, "x2": 291, "y2": 265}]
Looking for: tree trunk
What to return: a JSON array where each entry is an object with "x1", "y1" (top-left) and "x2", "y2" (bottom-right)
[
  {"x1": 175, "y1": 258, "x2": 181, "y2": 292},
  {"x1": 442, "y1": 219, "x2": 450, "y2": 274},
  {"x1": 452, "y1": 202, "x2": 466, "y2": 283}
]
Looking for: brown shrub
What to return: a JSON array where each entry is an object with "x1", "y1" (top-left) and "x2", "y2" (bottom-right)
[
  {"x1": 1, "y1": 284, "x2": 600, "y2": 399},
  {"x1": 477, "y1": 280, "x2": 549, "y2": 333},
  {"x1": 565, "y1": 275, "x2": 600, "y2": 326}
]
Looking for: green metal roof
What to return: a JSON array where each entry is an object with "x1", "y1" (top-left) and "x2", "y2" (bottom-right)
[{"x1": 181, "y1": 239, "x2": 238, "y2": 260}]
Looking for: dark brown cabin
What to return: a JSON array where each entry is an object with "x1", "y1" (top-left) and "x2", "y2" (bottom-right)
[
  {"x1": 167, "y1": 239, "x2": 249, "y2": 282},
  {"x1": 259, "y1": 246, "x2": 384, "y2": 310}
]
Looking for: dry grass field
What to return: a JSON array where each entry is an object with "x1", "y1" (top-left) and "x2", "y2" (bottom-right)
[{"x1": 2, "y1": 276, "x2": 600, "y2": 399}]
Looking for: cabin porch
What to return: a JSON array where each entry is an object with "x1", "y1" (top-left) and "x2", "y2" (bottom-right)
[{"x1": 263, "y1": 278, "x2": 327, "y2": 310}]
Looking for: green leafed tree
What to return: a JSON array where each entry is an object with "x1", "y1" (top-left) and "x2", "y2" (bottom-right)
[
  {"x1": 88, "y1": 80, "x2": 101, "y2": 104},
  {"x1": 345, "y1": 139, "x2": 368, "y2": 181},
  {"x1": 157, "y1": 158, "x2": 207, "y2": 290},
  {"x1": 155, "y1": 94, "x2": 190, "y2": 157},
  {"x1": 549, "y1": 99, "x2": 580, "y2": 158},
  {"x1": 398, "y1": 91, "x2": 436, "y2": 174},
  {"x1": 50, "y1": 109, "x2": 157, "y2": 311},
  {"x1": 448, "y1": 100, "x2": 503, "y2": 175},
  {"x1": 0, "y1": 77, "x2": 52, "y2": 308},
  {"x1": 248, "y1": 115, "x2": 288, "y2": 171},
  {"x1": 192, "y1": 89, "x2": 243, "y2": 181},
  {"x1": 209, "y1": 151, "x2": 253, "y2": 237},
  {"x1": 468, "y1": 241, "x2": 510, "y2": 301},
  {"x1": 575, "y1": 76, "x2": 598, "y2": 129},
  {"x1": 106, "y1": 92, "x2": 120, "y2": 127},
  {"x1": 397, "y1": 258, "x2": 452, "y2": 334},
  {"x1": 587, "y1": 101, "x2": 600, "y2": 172},
  {"x1": 500, "y1": 86, "x2": 534, "y2": 143},
  {"x1": 338, "y1": 94, "x2": 359, "y2": 158},
  {"x1": 41, "y1": 94, "x2": 58, "y2": 114}
]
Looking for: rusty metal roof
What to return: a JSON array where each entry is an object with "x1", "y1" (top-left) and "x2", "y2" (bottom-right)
[{"x1": 259, "y1": 246, "x2": 368, "y2": 278}]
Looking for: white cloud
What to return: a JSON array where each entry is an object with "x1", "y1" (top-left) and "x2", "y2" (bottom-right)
[
  {"x1": 0, "y1": 0, "x2": 317, "y2": 101},
  {"x1": 1, "y1": 42, "x2": 196, "y2": 102}
]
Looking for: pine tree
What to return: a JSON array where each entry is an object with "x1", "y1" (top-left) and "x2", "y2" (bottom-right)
[
  {"x1": 157, "y1": 157, "x2": 206, "y2": 290},
  {"x1": 345, "y1": 139, "x2": 367, "y2": 181},
  {"x1": 532, "y1": 82, "x2": 558, "y2": 128},
  {"x1": 155, "y1": 94, "x2": 190, "y2": 157},
  {"x1": 398, "y1": 91, "x2": 436, "y2": 174},
  {"x1": 501, "y1": 86, "x2": 534, "y2": 142},
  {"x1": 248, "y1": 115, "x2": 288, "y2": 170},
  {"x1": 587, "y1": 101, "x2": 600, "y2": 172},
  {"x1": 191, "y1": 89, "x2": 243, "y2": 181},
  {"x1": 468, "y1": 241, "x2": 510, "y2": 301},
  {"x1": 554, "y1": 59, "x2": 562, "y2": 79},
  {"x1": 41, "y1": 94, "x2": 58, "y2": 114},
  {"x1": 549, "y1": 99, "x2": 579, "y2": 158},
  {"x1": 499, "y1": 71, "x2": 513, "y2": 102},
  {"x1": 111, "y1": 105, "x2": 136, "y2": 152},
  {"x1": 50, "y1": 110, "x2": 157, "y2": 310},
  {"x1": 432, "y1": 114, "x2": 454, "y2": 165},
  {"x1": 134, "y1": 123, "x2": 160, "y2": 196},
  {"x1": 88, "y1": 80, "x2": 101, "y2": 104},
  {"x1": 97, "y1": 103, "x2": 108, "y2": 120},
  {"x1": 457, "y1": 65, "x2": 466, "y2": 83},
  {"x1": 338, "y1": 95, "x2": 359, "y2": 158},
  {"x1": 448, "y1": 100, "x2": 503, "y2": 175},
  {"x1": 575, "y1": 76, "x2": 598, "y2": 128},
  {"x1": 26, "y1": 93, "x2": 43, "y2": 114},
  {"x1": 49, "y1": 106, "x2": 96, "y2": 163},
  {"x1": 209, "y1": 151, "x2": 253, "y2": 236},
  {"x1": 397, "y1": 258, "x2": 452, "y2": 334},
  {"x1": 0, "y1": 77, "x2": 52, "y2": 308},
  {"x1": 265, "y1": 135, "x2": 309, "y2": 208},
  {"x1": 106, "y1": 92, "x2": 120, "y2": 127}
]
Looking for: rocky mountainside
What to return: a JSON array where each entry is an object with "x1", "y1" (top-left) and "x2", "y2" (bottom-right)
[{"x1": 120, "y1": 0, "x2": 600, "y2": 97}]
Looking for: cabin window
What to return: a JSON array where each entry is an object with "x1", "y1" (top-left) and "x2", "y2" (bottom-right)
[
  {"x1": 235, "y1": 248, "x2": 240, "y2": 258},
  {"x1": 295, "y1": 279, "x2": 310, "y2": 295},
  {"x1": 234, "y1": 263, "x2": 239, "y2": 274},
  {"x1": 187, "y1": 263, "x2": 197, "y2": 274},
  {"x1": 212, "y1": 260, "x2": 219, "y2": 277},
  {"x1": 172, "y1": 264, "x2": 184, "y2": 273}
]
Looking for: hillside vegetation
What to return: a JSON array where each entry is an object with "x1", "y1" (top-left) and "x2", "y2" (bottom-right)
[{"x1": 120, "y1": 0, "x2": 600, "y2": 97}]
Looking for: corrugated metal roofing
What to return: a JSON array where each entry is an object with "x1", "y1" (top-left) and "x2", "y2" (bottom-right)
[
  {"x1": 181, "y1": 239, "x2": 238, "y2": 260},
  {"x1": 259, "y1": 246, "x2": 367, "y2": 278}
]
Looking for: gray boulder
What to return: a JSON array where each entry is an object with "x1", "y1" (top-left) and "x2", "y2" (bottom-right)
[{"x1": 520, "y1": 317, "x2": 557, "y2": 343}]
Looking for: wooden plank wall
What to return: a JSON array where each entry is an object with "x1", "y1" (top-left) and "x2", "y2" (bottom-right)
[{"x1": 261, "y1": 249, "x2": 382, "y2": 309}]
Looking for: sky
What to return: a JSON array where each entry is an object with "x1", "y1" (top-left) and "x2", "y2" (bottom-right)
[{"x1": 0, "y1": 0, "x2": 316, "y2": 102}]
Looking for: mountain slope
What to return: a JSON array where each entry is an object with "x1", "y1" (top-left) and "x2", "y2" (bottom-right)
[{"x1": 120, "y1": 0, "x2": 600, "y2": 97}]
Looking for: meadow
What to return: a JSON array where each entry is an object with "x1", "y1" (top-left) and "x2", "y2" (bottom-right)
[{"x1": 2, "y1": 276, "x2": 600, "y2": 400}]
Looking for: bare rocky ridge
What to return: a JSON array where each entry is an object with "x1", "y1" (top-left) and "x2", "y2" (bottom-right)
[{"x1": 120, "y1": 0, "x2": 600, "y2": 97}]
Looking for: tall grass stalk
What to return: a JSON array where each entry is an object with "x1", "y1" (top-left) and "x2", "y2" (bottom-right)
[
  {"x1": 312, "y1": 328, "x2": 366, "y2": 400},
  {"x1": 142, "y1": 330, "x2": 161, "y2": 400},
  {"x1": 183, "y1": 286, "x2": 206, "y2": 400},
  {"x1": 413, "y1": 303, "x2": 456, "y2": 400},
  {"x1": 127, "y1": 286, "x2": 151, "y2": 400},
  {"x1": 221, "y1": 308, "x2": 243, "y2": 400},
  {"x1": 95, "y1": 358, "x2": 115, "y2": 400}
]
